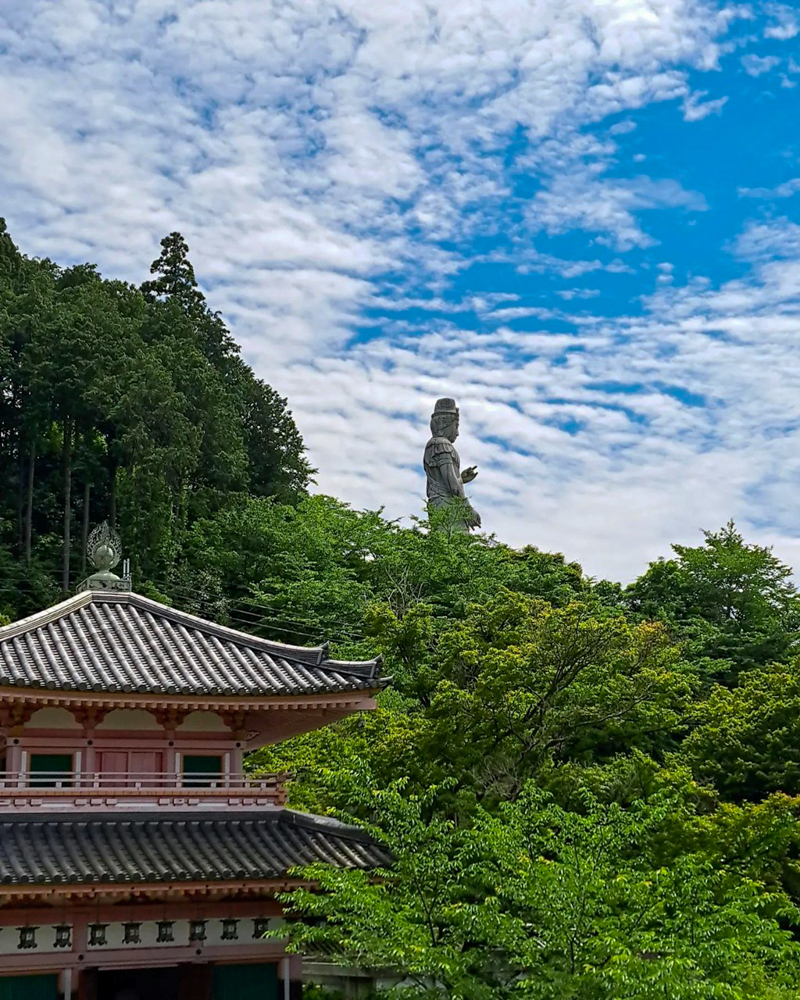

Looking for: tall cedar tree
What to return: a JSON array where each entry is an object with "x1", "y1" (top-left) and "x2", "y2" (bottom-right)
[{"x1": 0, "y1": 222, "x2": 310, "y2": 615}]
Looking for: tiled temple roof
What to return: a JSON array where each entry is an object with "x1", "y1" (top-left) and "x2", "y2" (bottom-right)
[
  {"x1": 0, "y1": 809, "x2": 387, "y2": 885},
  {"x1": 0, "y1": 592, "x2": 383, "y2": 697}
]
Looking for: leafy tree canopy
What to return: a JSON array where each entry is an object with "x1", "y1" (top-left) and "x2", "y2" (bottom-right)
[
  {"x1": 683, "y1": 659, "x2": 800, "y2": 801},
  {"x1": 6, "y1": 221, "x2": 800, "y2": 995},
  {"x1": 625, "y1": 522, "x2": 800, "y2": 678},
  {"x1": 0, "y1": 220, "x2": 311, "y2": 608},
  {"x1": 278, "y1": 772, "x2": 800, "y2": 1000}
]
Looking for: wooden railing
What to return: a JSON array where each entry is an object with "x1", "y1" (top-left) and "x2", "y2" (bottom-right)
[
  {"x1": 1, "y1": 770, "x2": 270, "y2": 789},
  {"x1": 0, "y1": 771, "x2": 287, "y2": 809}
]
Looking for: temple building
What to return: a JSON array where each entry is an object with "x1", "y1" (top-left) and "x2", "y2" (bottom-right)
[{"x1": 0, "y1": 527, "x2": 387, "y2": 1000}]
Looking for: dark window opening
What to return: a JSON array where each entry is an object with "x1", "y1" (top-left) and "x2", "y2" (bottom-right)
[
  {"x1": 89, "y1": 923, "x2": 108, "y2": 947},
  {"x1": 189, "y1": 920, "x2": 207, "y2": 943},
  {"x1": 17, "y1": 926, "x2": 38, "y2": 950},
  {"x1": 157, "y1": 921, "x2": 175, "y2": 943},
  {"x1": 182, "y1": 755, "x2": 223, "y2": 787},
  {"x1": 0, "y1": 973, "x2": 58, "y2": 999},
  {"x1": 29, "y1": 754, "x2": 73, "y2": 788},
  {"x1": 53, "y1": 925, "x2": 71, "y2": 949},
  {"x1": 123, "y1": 922, "x2": 141, "y2": 945},
  {"x1": 96, "y1": 966, "x2": 180, "y2": 1000},
  {"x1": 221, "y1": 919, "x2": 239, "y2": 941}
]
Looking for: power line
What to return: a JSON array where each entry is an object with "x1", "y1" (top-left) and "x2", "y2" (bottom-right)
[
  {"x1": 1, "y1": 577, "x2": 370, "y2": 646},
  {"x1": 142, "y1": 575, "x2": 369, "y2": 645},
  {"x1": 154, "y1": 573, "x2": 373, "y2": 634},
  {"x1": 144, "y1": 572, "x2": 370, "y2": 637},
  {"x1": 148, "y1": 586, "x2": 330, "y2": 643},
  {"x1": 0, "y1": 562, "x2": 372, "y2": 645},
  {"x1": 163, "y1": 590, "x2": 363, "y2": 642}
]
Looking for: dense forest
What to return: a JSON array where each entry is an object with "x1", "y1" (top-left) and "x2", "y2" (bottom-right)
[
  {"x1": 4, "y1": 225, "x2": 800, "y2": 998},
  {"x1": 0, "y1": 219, "x2": 310, "y2": 619}
]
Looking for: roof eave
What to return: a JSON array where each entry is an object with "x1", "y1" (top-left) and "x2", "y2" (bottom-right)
[
  {"x1": 0, "y1": 685, "x2": 383, "y2": 714},
  {"x1": 0, "y1": 590, "x2": 385, "y2": 698}
]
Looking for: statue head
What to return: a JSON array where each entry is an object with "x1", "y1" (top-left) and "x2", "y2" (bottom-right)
[{"x1": 430, "y1": 398, "x2": 459, "y2": 442}]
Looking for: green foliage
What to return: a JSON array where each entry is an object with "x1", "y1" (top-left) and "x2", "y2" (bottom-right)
[
  {"x1": 0, "y1": 220, "x2": 310, "y2": 613},
  {"x1": 172, "y1": 493, "x2": 585, "y2": 666},
  {"x1": 416, "y1": 592, "x2": 693, "y2": 801},
  {"x1": 626, "y1": 522, "x2": 800, "y2": 679},
  {"x1": 253, "y1": 591, "x2": 692, "y2": 812},
  {"x1": 278, "y1": 773, "x2": 800, "y2": 999},
  {"x1": 301, "y1": 988, "x2": 369, "y2": 1000},
  {"x1": 683, "y1": 660, "x2": 800, "y2": 801},
  {"x1": 7, "y1": 222, "x2": 800, "y2": 995},
  {"x1": 245, "y1": 520, "x2": 800, "y2": 994}
]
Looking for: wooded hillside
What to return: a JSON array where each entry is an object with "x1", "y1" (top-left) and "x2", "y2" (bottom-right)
[
  {"x1": 0, "y1": 222, "x2": 310, "y2": 616},
  {"x1": 3, "y1": 225, "x2": 800, "y2": 997}
]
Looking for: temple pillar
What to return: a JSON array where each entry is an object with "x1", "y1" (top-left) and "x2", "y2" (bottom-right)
[
  {"x1": 5, "y1": 740, "x2": 22, "y2": 780},
  {"x1": 59, "y1": 968, "x2": 74, "y2": 1000},
  {"x1": 283, "y1": 956, "x2": 303, "y2": 999},
  {"x1": 77, "y1": 968, "x2": 98, "y2": 1000},
  {"x1": 178, "y1": 963, "x2": 213, "y2": 1000}
]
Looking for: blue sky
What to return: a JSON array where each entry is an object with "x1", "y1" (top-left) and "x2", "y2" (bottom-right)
[{"x1": 1, "y1": 0, "x2": 800, "y2": 580}]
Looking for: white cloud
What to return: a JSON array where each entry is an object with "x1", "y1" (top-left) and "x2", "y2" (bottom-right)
[
  {"x1": 739, "y1": 177, "x2": 800, "y2": 199},
  {"x1": 741, "y1": 53, "x2": 781, "y2": 76},
  {"x1": 556, "y1": 288, "x2": 602, "y2": 300},
  {"x1": 609, "y1": 119, "x2": 637, "y2": 135},
  {"x1": 3, "y1": 0, "x2": 799, "y2": 583},
  {"x1": 530, "y1": 174, "x2": 707, "y2": 251},
  {"x1": 763, "y1": 3, "x2": 799, "y2": 40},
  {"x1": 733, "y1": 218, "x2": 800, "y2": 260},
  {"x1": 276, "y1": 221, "x2": 800, "y2": 580},
  {"x1": 682, "y1": 89, "x2": 729, "y2": 120},
  {"x1": 0, "y1": 0, "x2": 733, "y2": 296}
]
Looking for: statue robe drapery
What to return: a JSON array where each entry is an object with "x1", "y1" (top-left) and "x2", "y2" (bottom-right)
[{"x1": 423, "y1": 435, "x2": 481, "y2": 528}]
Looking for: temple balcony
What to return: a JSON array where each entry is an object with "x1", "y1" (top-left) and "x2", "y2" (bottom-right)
[{"x1": 0, "y1": 770, "x2": 287, "y2": 811}]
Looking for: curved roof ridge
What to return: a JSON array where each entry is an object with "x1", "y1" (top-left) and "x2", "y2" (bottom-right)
[
  {"x1": 0, "y1": 591, "x2": 93, "y2": 642},
  {"x1": 281, "y1": 808, "x2": 380, "y2": 845},
  {"x1": 1, "y1": 590, "x2": 381, "y2": 674},
  {"x1": 96, "y1": 592, "x2": 331, "y2": 665},
  {"x1": 324, "y1": 653, "x2": 384, "y2": 680},
  {"x1": 0, "y1": 591, "x2": 386, "y2": 697}
]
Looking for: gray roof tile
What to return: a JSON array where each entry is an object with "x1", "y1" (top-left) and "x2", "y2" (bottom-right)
[
  {"x1": 0, "y1": 592, "x2": 383, "y2": 698},
  {"x1": 0, "y1": 810, "x2": 387, "y2": 885}
]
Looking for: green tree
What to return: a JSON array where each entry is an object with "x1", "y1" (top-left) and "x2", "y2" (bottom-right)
[
  {"x1": 682, "y1": 659, "x2": 800, "y2": 801},
  {"x1": 233, "y1": 361, "x2": 312, "y2": 500},
  {"x1": 626, "y1": 523, "x2": 800, "y2": 680},
  {"x1": 253, "y1": 590, "x2": 693, "y2": 814},
  {"x1": 141, "y1": 231, "x2": 210, "y2": 324},
  {"x1": 278, "y1": 775, "x2": 800, "y2": 999},
  {"x1": 141, "y1": 231, "x2": 309, "y2": 510},
  {"x1": 418, "y1": 591, "x2": 693, "y2": 801},
  {"x1": 0, "y1": 221, "x2": 313, "y2": 614}
]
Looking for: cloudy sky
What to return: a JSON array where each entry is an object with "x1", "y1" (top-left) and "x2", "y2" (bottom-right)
[{"x1": 2, "y1": 0, "x2": 800, "y2": 581}]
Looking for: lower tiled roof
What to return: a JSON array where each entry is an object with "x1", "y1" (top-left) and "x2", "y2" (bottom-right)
[{"x1": 0, "y1": 810, "x2": 387, "y2": 886}]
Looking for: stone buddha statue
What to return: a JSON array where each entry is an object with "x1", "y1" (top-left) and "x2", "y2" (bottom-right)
[{"x1": 423, "y1": 398, "x2": 481, "y2": 530}]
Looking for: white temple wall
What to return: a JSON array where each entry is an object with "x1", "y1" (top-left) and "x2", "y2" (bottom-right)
[
  {"x1": 177, "y1": 710, "x2": 228, "y2": 731},
  {"x1": 23, "y1": 707, "x2": 81, "y2": 730},
  {"x1": 95, "y1": 709, "x2": 161, "y2": 731}
]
